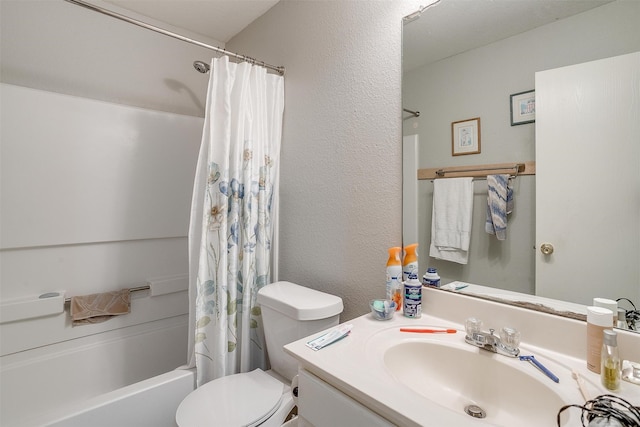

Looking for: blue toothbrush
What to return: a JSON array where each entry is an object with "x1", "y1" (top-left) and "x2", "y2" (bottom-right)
[{"x1": 519, "y1": 355, "x2": 560, "y2": 383}]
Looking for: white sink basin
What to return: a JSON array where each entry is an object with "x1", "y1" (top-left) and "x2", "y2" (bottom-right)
[{"x1": 363, "y1": 327, "x2": 587, "y2": 426}]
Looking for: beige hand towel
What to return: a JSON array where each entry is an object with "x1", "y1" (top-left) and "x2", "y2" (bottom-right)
[{"x1": 70, "y1": 289, "x2": 131, "y2": 325}]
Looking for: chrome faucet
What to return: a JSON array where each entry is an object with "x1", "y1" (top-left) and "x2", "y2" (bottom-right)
[{"x1": 464, "y1": 318, "x2": 520, "y2": 358}]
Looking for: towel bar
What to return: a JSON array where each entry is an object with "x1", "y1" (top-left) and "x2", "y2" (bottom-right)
[
  {"x1": 418, "y1": 161, "x2": 536, "y2": 180},
  {"x1": 435, "y1": 163, "x2": 523, "y2": 177},
  {"x1": 63, "y1": 285, "x2": 150, "y2": 304}
]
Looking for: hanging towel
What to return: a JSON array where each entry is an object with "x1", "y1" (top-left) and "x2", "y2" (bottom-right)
[
  {"x1": 485, "y1": 174, "x2": 514, "y2": 241},
  {"x1": 429, "y1": 177, "x2": 474, "y2": 264},
  {"x1": 70, "y1": 289, "x2": 131, "y2": 326}
]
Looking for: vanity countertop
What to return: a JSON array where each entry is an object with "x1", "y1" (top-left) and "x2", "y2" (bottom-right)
[{"x1": 284, "y1": 288, "x2": 640, "y2": 427}]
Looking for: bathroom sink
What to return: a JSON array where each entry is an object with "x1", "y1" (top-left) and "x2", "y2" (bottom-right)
[{"x1": 382, "y1": 339, "x2": 577, "y2": 426}]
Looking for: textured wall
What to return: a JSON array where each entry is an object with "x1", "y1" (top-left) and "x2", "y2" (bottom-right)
[{"x1": 228, "y1": 1, "x2": 422, "y2": 320}]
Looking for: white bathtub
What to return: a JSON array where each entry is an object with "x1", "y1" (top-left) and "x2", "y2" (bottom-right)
[{"x1": 33, "y1": 369, "x2": 195, "y2": 427}]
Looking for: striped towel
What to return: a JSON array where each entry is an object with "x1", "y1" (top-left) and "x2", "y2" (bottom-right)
[{"x1": 485, "y1": 174, "x2": 514, "y2": 241}]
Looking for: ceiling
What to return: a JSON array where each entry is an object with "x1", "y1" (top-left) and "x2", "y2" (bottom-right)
[
  {"x1": 104, "y1": 0, "x2": 280, "y2": 43},
  {"x1": 101, "y1": 0, "x2": 614, "y2": 68},
  {"x1": 403, "y1": 0, "x2": 615, "y2": 72}
]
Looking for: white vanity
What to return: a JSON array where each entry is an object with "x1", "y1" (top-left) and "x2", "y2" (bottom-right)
[{"x1": 285, "y1": 288, "x2": 640, "y2": 426}]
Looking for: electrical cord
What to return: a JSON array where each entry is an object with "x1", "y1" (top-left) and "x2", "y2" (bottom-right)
[
  {"x1": 617, "y1": 298, "x2": 639, "y2": 331},
  {"x1": 556, "y1": 395, "x2": 640, "y2": 427}
]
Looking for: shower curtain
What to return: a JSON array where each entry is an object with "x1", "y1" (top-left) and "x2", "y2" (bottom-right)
[{"x1": 187, "y1": 55, "x2": 284, "y2": 386}]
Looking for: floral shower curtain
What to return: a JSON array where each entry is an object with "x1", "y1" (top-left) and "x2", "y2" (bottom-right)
[{"x1": 187, "y1": 55, "x2": 284, "y2": 386}]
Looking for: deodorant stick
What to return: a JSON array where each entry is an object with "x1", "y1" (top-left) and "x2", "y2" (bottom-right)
[{"x1": 586, "y1": 306, "x2": 614, "y2": 373}]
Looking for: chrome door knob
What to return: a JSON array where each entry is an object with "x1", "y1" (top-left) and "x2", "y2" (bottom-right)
[{"x1": 540, "y1": 243, "x2": 554, "y2": 255}]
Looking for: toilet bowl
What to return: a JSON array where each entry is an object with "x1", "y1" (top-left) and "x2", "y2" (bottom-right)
[
  {"x1": 176, "y1": 369, "x2": 294, "y2": 427},
  {"x1": 176, "y1": 281, "x2": 343, "y2": 426}
]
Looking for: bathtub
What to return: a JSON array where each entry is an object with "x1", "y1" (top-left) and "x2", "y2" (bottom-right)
[{"x1": 31, "y1": 369, "x2": 195, "y2": 427}]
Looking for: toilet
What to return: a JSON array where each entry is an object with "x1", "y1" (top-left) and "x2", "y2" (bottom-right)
[{"x1": 176, "y1": 281, "x2": 344, "y2": 427}]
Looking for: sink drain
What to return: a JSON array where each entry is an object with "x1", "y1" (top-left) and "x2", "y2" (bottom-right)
[{"x1": 464, "y1": 405, "x2": 487, "y2": 419}]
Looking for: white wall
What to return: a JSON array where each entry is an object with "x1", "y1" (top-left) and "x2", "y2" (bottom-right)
[
  {"x1": 227, "y1": 0, "x2": 420, "y2": 321},
  {"x1": 402, "y1": 0, "x2": 640, "y2": 293},
  {"x1": 0, "y1": 0, "x2": 218, "y2": 116}
]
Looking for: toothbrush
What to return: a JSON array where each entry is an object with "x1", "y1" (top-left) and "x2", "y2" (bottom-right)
[
  {"x1": 400, "y1": 328, "x2": 457, "y2": 333},
  {"x1": 571, "y1": 369, "x2": 590, "y2": 401},
  {"x1": 306, "y1": 324, "x2": 353, "y2": 351}
]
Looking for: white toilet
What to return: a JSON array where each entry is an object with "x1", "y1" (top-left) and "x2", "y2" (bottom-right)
[{"x1": 176, "y1": 281, "x2": 344, "y2": 427}]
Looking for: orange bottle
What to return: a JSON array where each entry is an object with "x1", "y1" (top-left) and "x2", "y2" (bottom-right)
[
  {"x1": 386, "y1": 247, "x2": 403, "y2": 311},
  {"x1": 402, "y1": 243, "x2": 419, "y2": 282}
]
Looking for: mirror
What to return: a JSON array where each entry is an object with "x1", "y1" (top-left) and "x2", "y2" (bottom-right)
[{"x1": 402, "y1": 0, "x2": 640, "y2": 331}]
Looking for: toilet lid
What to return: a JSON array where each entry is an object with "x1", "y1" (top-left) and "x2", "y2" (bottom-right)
[{"x1": 176, "y1": 369, "x2": 284, "y2": 427}]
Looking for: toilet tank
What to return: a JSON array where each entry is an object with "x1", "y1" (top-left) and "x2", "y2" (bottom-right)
[{"x1": 257, "y1": 281, "x2": 343, "y2": 382}]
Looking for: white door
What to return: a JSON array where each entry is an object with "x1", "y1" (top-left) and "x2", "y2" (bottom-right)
[
  {"x1": 535, "y1": 52, "x2": 640, "y2": 305},
  {"x1": 403, "y1": 134, "x2": 419, "y2": 245}
]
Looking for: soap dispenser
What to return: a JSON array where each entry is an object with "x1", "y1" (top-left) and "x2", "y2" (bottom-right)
[{"x1": 601, "y1": 329, "x2": 621, "y2": 391}]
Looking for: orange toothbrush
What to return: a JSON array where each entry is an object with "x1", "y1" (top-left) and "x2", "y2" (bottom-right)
[{"x1": 400, "y1": 328, "x2": 457, "y2": 333}]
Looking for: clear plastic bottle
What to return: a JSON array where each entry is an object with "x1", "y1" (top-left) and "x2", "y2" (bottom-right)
[
  {"x1": 601, "y1": 329, "x2": 621, "y2": 391},
  {"x1": 617, "y1": 308, "x2": 629, "y2": 330}
]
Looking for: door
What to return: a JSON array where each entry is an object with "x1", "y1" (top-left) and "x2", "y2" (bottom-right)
[{"x1": 535, "y1": 52, "x2": 640, "y2": 305}]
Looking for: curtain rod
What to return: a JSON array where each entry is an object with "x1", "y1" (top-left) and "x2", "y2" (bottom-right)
[
  {"x1": 63, "y1": 0, "x2": 286, "y2": 75},
  {"x1": 403, "y1": 108, "x2": 420, "y2": 117}
]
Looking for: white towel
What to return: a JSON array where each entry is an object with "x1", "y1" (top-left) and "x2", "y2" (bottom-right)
[{"x1": 429, "y1": 177, "x2": 474, "y2": 264}]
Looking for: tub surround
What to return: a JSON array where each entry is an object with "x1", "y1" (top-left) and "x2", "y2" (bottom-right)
[
  {"x1": 0, "y1": 84, "x2": 196, "y2": 426},
  {"x1": 285, "y1": 287, "x2": 640, "y2": 426}
]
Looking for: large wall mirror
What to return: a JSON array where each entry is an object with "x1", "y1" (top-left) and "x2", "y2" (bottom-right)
[{"x1": 402, "y1": 0, "x2": 640, "y2": 331}]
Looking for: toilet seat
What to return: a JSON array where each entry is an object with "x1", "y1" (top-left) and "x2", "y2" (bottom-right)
[{"x1": 176, "y1": 369, "x2": 285, "y2": 427}]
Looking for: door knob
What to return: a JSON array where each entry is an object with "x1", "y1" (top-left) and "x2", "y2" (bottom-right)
[{"x1": 540, "y1": 243, "x2": 554, "y2": 255}]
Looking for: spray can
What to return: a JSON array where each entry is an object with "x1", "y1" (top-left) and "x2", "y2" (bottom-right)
[
  {"x1": 386, "y1": 247, "x2": 403, "y2": 311},
  {"x1": 402, "y1": 243, "x2": 419, "y2": 282},
  {"x1": 403, "y1": 273, "x2": 422, "y2": 318}
]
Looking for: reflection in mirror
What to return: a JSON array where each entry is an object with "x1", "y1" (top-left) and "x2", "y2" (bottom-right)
[{"x1": 402, "y1": 0, "x2": 640, "y2": 332}]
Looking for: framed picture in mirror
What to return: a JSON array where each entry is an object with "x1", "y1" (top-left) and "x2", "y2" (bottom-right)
[
  {"x1": 510, "y1": 90, "x2": 536, "y2": 125},
  {"x1": 451, "y1": 117, "x2": 481, "y2": 156}
]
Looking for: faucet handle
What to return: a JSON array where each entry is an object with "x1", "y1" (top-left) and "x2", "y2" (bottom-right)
[
  {"x1": 465, "y1": 317, "x2": 483, "y2": 336},
  {"x1": 500, "y1": 327, "x2": 521, "y2": 350}
]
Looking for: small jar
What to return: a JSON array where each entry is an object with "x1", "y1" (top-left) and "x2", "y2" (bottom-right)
[{"x1": 422, "y1": 268, "x2": 441, "y2": 287}]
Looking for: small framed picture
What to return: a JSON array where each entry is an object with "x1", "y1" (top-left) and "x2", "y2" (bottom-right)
[
  {"x1": 510, "y1": 90, "x2": 535, "y2": 126},
  {"x1": 451, "y1": 117, "x2": 481, "y2": 156}
]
